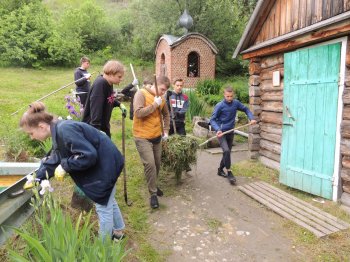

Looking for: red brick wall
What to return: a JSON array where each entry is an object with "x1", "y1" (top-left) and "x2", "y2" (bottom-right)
[{"x1": 156, "y1": 36, "x2": 216, "y2": 88}]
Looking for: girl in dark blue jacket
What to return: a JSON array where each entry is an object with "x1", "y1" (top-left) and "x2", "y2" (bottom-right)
[
  {"x1": 21, "y1": 102, "x2": 125, "y2": 241},
  {"x1": 210, "y1": 86, "x2": 257, "y2": 185}
]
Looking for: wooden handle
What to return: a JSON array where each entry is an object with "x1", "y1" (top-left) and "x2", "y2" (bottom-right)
[{"x1": 154, "y1": 75, "x2": 164, "y2": 135}]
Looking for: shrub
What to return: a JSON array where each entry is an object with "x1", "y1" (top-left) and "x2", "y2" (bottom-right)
[
  {"x1": 203, "y1": 94, "x2": 223, "y2": 106},
  {"x1": 8, "y1": 189, "x2": 128, "y2": 261},
  {"x1": 185, "y1": 90, "x2": 207, "y2": 121},
  {"x1": 196, "y1": 79, "x2": 222, "y2": 96}
]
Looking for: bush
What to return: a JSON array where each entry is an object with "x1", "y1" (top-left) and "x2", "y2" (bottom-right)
[
  {"x1": 203, "y1": 94, "x2": 223, "y2": 106},
  {"x1": 196, "y1": 79, "x2": 222, "y2": 96},
  {"x1": 8, "y1": 190, "x2": 128, "y2": 261},
  {"x1": 185, "y1": 90, "x2": 207, "y2": 121}
]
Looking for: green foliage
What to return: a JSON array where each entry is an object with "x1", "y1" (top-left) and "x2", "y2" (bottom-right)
[
  {"x1": 196, "y1": 79, "x2": 223, "y2": 96},
  {"x1": 185, "y1": 90, "x2": 207, "y2": 121},
  {"x1": 0, "y1": 2, "x2": 53, "y2": 67},
  {"x1": 8, "y1": 191, "x2": 128, "y2": 261},
  {"x1": 161, "y1": 135, "x2": 199, "y2": 183},
  {"x1": 203, "y1": 94, "x2": 223, "y2": 106}
]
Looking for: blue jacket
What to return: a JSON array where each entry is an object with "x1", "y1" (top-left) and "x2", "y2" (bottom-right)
[
  {"x1": 210, "y1": 99, "x2": 253, "y2": 132},
  {"x1": 36, "y1": 120, "x2": 124, "y2": 205}
]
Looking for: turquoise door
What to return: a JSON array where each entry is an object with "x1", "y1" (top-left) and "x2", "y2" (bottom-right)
[{"x1": 280, "y1": 43, "x2": 341, "y2": 200}]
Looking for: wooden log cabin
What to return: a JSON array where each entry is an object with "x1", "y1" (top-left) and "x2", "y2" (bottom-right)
[{"x1": 234, "y1": 0, "x2": 350, "y2": 204}]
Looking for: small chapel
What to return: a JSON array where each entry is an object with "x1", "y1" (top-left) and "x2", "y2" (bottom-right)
[{"x1": 155, "y1": 9, "x2": 218, "y2": 88}]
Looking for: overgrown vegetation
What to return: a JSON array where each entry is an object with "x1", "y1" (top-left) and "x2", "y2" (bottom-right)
[
  {"x1": 161, "y1": 135, "x2": 199, "y2": 183},
  {"x1": 0, "y1": 0, "x2": 257, "y2": 74}
]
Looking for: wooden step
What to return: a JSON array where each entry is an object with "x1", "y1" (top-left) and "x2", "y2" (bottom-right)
[{"x1": 238, "y1": 181, "x2": 350, "y2": 238}]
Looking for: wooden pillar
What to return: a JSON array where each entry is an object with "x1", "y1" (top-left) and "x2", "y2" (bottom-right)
[{"x1": 248, "y1": 57, "x2": 262, "y2": 159}]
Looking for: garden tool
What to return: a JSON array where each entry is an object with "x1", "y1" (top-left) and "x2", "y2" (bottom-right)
[
  {"x1": 199, "y1": 122, "x2": 253, "y2": 147},
  {"x1": 130, "y1": 63, "x2": 140, "y2": 90},
  {"x1": 122, "y1": 113, "x2": 133, "y2": 206},
  {"x1": 168, "y1": 93, "x2": 177, "y2": 135},
  {"x1": 154, "y1": 75, "x2": 164, "y2": 136},
  {"x1": 10, "y1": 71, "x2": 97, "y2": 116}
]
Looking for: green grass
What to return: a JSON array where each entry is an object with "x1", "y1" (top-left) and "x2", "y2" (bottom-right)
[{"x1": 0, "y1": 65, "x2": 162, "y2": 261}]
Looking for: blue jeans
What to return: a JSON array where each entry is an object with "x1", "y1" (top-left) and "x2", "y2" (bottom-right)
[{"x1": 95, "y1": 185, "x2": 125, "y2": 240}]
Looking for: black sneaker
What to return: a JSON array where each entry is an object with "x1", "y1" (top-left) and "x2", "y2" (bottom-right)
[
  {"x1": 112, "y1": 233, "x2": 125, "y2": 242},
  {"x1": 150, "y1": 194, "x2": 159, "y2": 209},
  {"x1": 227, "y1": 171, "x2": 236, "y2": 185},
  {"x1": 157, "y1": 187, "x2": 164, "y2": 197},
  {"x1": 217, "y1": 168, "x2": 227, "y2": 177}
]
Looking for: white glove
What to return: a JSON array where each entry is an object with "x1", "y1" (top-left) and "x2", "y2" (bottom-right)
[
  {"x1": 154, "y1": 96, "x2": 162, "y2": 106},
  {"x1": 84, "y1": 73, "x2": 91, "y2": 80},
  {"x1": 132, "y1": 79, "x2": 139, "y2": 86},
  {"x1": 54, "y1": 164, "x2": 67, "y2": 181},
  {"x1": 162, "y1": 133, "x2": 169, "y2": 140}
]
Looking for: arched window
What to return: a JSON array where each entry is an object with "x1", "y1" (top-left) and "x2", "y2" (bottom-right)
[
  {"x1": 160, "y1": 53, "x2": 167, "y2": 76},
  {"x1": 187, "y1": 52, "x2": 199, "y2": 77}
]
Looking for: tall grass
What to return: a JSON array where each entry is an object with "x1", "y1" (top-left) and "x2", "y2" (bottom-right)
[
  {"x1": 8, "y1": 189, "x2": 128, "y2": 261},
  {"x1": 185, "y1": 90, "x2": 207, "y2": 121}
]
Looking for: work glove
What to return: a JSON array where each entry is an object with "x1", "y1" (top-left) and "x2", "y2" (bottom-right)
[
  {"x1": 84, "y1": 73, "x2": 91, "y2": 80},
  {"x1": 132, "y1": 78, "x2": 139, "y2": 86},
  {"x1": 120, "y1": 103, "x2": 127, "y2": 118},
  {"x1": 54, "y1": 164, "x2": 67, "y2": 181},
  {"x1": 23, "y1": 174, "x2": 39, "y2": 190},
  {"x1": 154, "y1": 96, "x2": 162, "y2": 106},
  {"x1": 162, "y1": 133, "x2": 169, "y2": 141}
]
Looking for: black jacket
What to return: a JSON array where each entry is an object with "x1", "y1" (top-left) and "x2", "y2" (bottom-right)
[
  {"x1": 74, "y1": 67, "x2": 90, "y2": 93},
  {"x1": 36, "y1": 120, "x2": 124, "y2": 205},
  {"x1": 82, "y1": 75, "x2": 121, "y2": 137}
]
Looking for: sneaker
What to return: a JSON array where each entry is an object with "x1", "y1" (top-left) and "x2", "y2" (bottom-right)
[
  {"x1": 227, "y1": 171, "x2": 236, "y2": 185},
  {"x1": 217, "y1": 168, "x2": 227, "y2": 177},
  {"x1": 150, "y1": 194, "x2": 159, "y2": 209},
  {"x1": 112, "y1": 233, "x2": 125, "y2": 242},
  {"x1": 157, "y1": 187, "x2": 164, "y2": 197}
]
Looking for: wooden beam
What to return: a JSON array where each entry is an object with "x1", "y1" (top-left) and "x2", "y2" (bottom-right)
[{"x1": 242, "y1": 19, "x2": 350, "y2": 59}]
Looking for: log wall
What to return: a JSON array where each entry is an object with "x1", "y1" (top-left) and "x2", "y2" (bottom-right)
[
  {"x1": 248, "y1": 54, "x2": 284, "y2": 170},
  {"x1": 341, "y1": 36, "x2": 350, "y2": 205}
]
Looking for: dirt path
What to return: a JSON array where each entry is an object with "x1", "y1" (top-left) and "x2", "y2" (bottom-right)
[{"x1": 149, "y1": 144, "x2": 306, "y2": 262}]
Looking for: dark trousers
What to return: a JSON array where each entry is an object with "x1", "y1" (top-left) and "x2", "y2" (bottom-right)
[
  {"x1": 169, "y1": 122, "x2": 186, "y2": 136},
  {"x1": 218, "y1": 133, "x2": 234, "y2": 170},
  {"x1": 77, "y1": 93, "x2": 88, "y2": 107}
]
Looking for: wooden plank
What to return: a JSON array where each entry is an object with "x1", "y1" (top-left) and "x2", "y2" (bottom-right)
[
  {"x1": 261, "y1": 80, "x2": 284, "y2": 91},
  {"x1": 259, "y1": 155, "x2": 280, "y2": 170},
  {"x1": 260, "y1": 131, "x2": 282, "y2": 144},
  {"x1": 261, "y1": 91, "x2": 283, "y2": 101},
  {"x1": 275, "y1": 0, "x2": 281, "y2": 35},
  {"x1": 261, "y1": 54, "x2": 284, "y2": 69},
  {"x1": 260, "y1": 111, "x2": 283, "y2": 125},
  {"x1": 342, "y1": 120, "x2": 350, "y2": 138},
  {"x1": 291, "y1": 0, "x2": 300, "y2": 30},
  {"x1": 332, "y1": 0, "x2": 344, "y2": 15},
  {"x1": 269, "y1": 3, "x2": 276, "y2": 39},
  {"x1": 285, "y1": 0, "x2": 292, "y2": 32},
  {"x1": 260, "y1": 122, "x2": 282, "y2": 135},
  {"x1": 259, "y1": 148, "x2": 281, "y2": 162},
  {"x1": 345, "y1": 0, "x2": 350, "y2": 11},
  {"x1": 312, "y1": 0, "x2": 322, "y2": 24},
  {"x1": 261, "y1": 101, "x2": 283, "y2": 112},
  {"x1": 305, "y1": 0, "x2": 313, "y2": 26},
  {"x1": 322, "y1": 0, "x2": 332, "y2": 20},
  {"x1": 249, "y1": 183, "x2": 340, "y2": 232},
  {"x1": 242, "y1": 20, "x2": 350, "y2": 59},
  {"x1": 238, "y1": 185, "x2": 326, "y2": 237},
  {"x1": 299, "y1": 0, "x2": 306, "y2": 28},
  {"x1": 260, "y1": 139, "x2": 281, "y2": 154},
  {"x1": 280, "y1": 0, "x2": 287, "y2": 35},
  {"x1": 343, "y1": 105, "x2": 350, "y2": 120},
  {"x1": 258, "y1": 181, "x2": 350, "y2": 228}
]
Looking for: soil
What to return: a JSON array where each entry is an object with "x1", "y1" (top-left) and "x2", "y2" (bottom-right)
[{"x1": 149, "y1": 144, "x2": 307, "y2": 262}]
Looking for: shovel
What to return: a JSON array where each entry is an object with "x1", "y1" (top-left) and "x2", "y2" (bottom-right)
[{"x1": 122, "y1": 114, "x2": 133, "y2": 206}]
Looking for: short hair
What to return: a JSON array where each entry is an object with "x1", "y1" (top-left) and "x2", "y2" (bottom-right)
[
  {"x1": 224, "y1": 86, "x2": 234, "y2": 93},
  {"x1": 143, "y1": 77, "x2": 153, "y2": 86},
  {"x1": 173, "y1": 78, "x2": 183, "y2": 84},
  {"x1": 20, "y1": 102, "x2": 54, "y2": 128},
  {"x1": 103, "y1": 60, "x2": 125, "y2": 75},
  {"x1": 156, "y1": 76, "x2": 171, "y2": 89},
  {"x1": 80, "y1": 56, "x2": 90, "y2": 64}
]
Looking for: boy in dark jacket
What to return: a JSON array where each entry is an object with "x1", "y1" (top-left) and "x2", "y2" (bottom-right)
[
  {"x1": 210, "y1": 86, "x2": 257, "y2": 185},
  {"x1": 21, "y1": 102, "x2": 125, "y2": 241},
  {"x1": 82, "y1": 60, "x2": 127, "y2": 138},
  {"x1": 74, "y1": 56, "x2": 91, "y2": 106},
  {"x1": 166, "y1": 79, "x2": 189, "y2": 135}
]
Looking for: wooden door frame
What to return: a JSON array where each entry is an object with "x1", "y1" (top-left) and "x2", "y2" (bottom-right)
[{"x1": 297, "y1": 37, "x2": 347, "y2": 201}]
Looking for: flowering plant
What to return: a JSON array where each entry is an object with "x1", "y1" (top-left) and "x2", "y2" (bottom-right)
[{"x1": 65, "y1": 89, "x2": 84, "y2": 119}]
